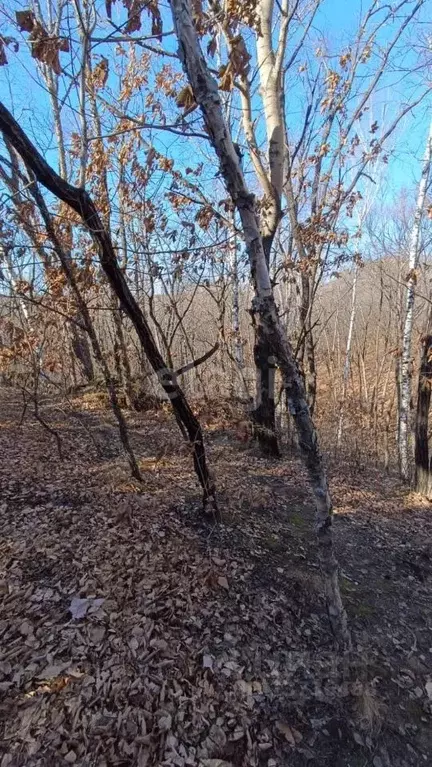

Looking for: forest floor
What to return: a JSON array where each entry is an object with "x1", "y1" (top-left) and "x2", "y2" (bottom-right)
[{"x1": 0, "y1": 387, "x2": 431, "y2": 767}]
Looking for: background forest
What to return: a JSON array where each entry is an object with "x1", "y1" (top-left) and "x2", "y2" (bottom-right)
[{"x1": 0, "y1": 1, "x2": 432, "y2": 766}]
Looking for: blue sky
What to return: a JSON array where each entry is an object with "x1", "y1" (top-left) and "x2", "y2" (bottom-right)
[
  {"x1": 316, "y1": 0, "x2": 432, "y2": 194},
  {"x1": 0, "y1": 0, "x2": 430, "y2": 210}
]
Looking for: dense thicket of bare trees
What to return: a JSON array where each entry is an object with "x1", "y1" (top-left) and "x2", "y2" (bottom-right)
[{"x1": 0, "y1": 0, "x2": 432, "y2": 645}]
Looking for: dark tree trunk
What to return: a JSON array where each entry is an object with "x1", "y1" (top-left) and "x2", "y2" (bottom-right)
[
  {"x1": 305, "y1": 322, "x2": 317, "y2": 417},
  {"x1": 298, "y1": 272, "x2": 317, "y2": 416},
  {"x1": 0, "y1": 101, "x2": 217, "y2": 512},
  {"x1": 251, "y1": 232, "x2": 281, "y2": 456},
  {"x1": 415, "y1": 333, "x2": 432, "y2": 497},
  {"x1": 251, "y1": 319, "x2": 280, "y2": 456},
  {"x1": 26, "y1": 175, "x2": 141, "y2": 481},
  {"x1": 70, "y1": 324, "x2": 94, "y2": 382}
]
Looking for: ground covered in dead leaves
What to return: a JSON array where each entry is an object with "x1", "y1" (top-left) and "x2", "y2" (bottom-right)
[{"x1": 0, "y1": 388, "x2": 431, "y2": 767}]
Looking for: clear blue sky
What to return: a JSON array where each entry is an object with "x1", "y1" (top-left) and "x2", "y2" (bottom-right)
[{"x1": 0, "y1": 0, "x2": 430, "y2": 205}]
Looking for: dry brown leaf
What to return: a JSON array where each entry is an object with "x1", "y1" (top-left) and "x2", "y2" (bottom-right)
[
  {"x1": 16, "y1": 10, "x2": 69, "y2": 74},
  {"x1": 217, "y1": 575, "x2": 229, "y2": 590},
  {"x1": 276, "y1": 721, "x2": 296, "y2": 746},
  {"x1": 201, "y1": 761, "x2": 234, "y2": 767}
]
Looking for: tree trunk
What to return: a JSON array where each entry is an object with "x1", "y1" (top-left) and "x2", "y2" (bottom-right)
[
  {"x1": 0, "y1": 101, "x2": 217, "y2": 513},
  {"x1": 304, "y1": 321, "x2": 317, "y2": 416},
  {"x1": 168, "y1": 0, "x2": 349, "y2": 646},
  {"x1": 252, "y1": 224, "x2": 280, "y2": 456},
  {"x1": 230, "y1": 228, "x2": 244, "y2": 373},
  {"x1": 399, "y1": 118, "x2": 432, "y2": 481},
  {"x1": 250, "y1": 0, "x2": 285, "y2": 455},
  {"x1": 0, "y1": 150, "x2": 94, "y2": 384},
  {"x1": 415, "y1": 333, "x2": 432, "y2": 497},
  {"x1": 252, "y1": 323, "x2": 280, "y2": 455},
  {"x1": 337, "y1": 263, "x2": 359, "y2": 448},
  {"x1": 221, "y1": 0, "x2": 285, "y2": 455},
  {"x1": 70, "y1": 325, "x2": 95, "y2": 382},
  {"x1": 111, "y1": 302, "x2": 134, "y2": 408},
  {"x1": 26, "y1": 176, "x2": 141, "y2": 481}
]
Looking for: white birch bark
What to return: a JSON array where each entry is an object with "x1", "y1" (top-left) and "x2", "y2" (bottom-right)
[
  {"x1": 399, "y1": 117, "x2": 432, "y2": 481},
  {"x1": 255, "y1": 0, "x2": 287, "y2": 250},
  {"x1": 336, "y1": 263, "x2": 358, "y2": 448}
]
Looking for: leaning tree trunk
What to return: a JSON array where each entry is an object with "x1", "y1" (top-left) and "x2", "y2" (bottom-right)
[
  {"x1": 415, "y1": 332, "x2": 432, "y2": 497},
  {"x1": 399, "y1": 118, "x2": 432, "y2": 481},
  {"x1": 0, "y1": 101, "x2": 216, "y2": 513},
  {"x1": 168, "y1": 0, "x2": 349, "y2": 646}
]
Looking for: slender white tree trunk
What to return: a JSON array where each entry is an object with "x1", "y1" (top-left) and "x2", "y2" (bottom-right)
[
  {"x1": 399, "y1": 118, "x2": 432, "y2": 481},
  {"x1": 337, "y1": 263, "x2": 359, "y2": 448}
]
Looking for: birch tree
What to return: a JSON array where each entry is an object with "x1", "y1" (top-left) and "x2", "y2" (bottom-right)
[
  {"x1": 168, "y1": 0, "x2": 349, "y2": 645},
  {"x1": 398, "y1": 118, "x2": 432, "y2": 481},
  {"x1": 197, "y1": 0, "x2": 427, "y2": 450}
]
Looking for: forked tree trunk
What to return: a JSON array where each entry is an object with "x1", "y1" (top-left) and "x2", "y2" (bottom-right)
[
  {"x1": 168, "y1": 0, "x2": 348, "y2": 646},
  {"x1": 415, "y1": 332, "x2": 432, "y2": 497},
  {"x1": 399, "y1": 118, "x2": 432, "y2": 481},
  {"x1": 213, "y1": 0, "x2": 285, "y2": 454},
  {"x1": 0, "y1": 101, "x2": 216, "y2": 513},
  {"x1": 249, "y1": 0, "x2": 285, "y2": 455}
]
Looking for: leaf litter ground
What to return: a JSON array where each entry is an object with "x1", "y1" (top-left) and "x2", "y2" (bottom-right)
[{"x1": 0, "y1": 388, "x2": 431, "y2": 766}]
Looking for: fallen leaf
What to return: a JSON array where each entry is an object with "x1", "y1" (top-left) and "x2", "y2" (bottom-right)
[
  {"x1": 37, "y1": 662, "x2": 70, "y2": 679},
  {"x1": 19, "y1": 620, "x2": 33, "y2": 636},
  {"x1": 89, "y1": 625, "x2": 106, "y2": 644},
  {"x1": 69, "y1": 596, "x2": 105, "y2": 619},
  {"x1": 276, "y1": 721, "x2": 296, "y2": 746},
  {"x1": 201, "y1": 762, "x2": 234, "y2": 767},
  {"x1": 217, "y1": 575, "x2": 229, "y2": 590}
]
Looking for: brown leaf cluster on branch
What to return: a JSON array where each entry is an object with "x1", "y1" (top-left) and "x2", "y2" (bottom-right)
[
  {"x1": 225, "y1": 0, "x2": 261, "y2": 31},
  {"x1": 0, "y1": 35, "x2": 19, "y2": 66},
  {"x1": 89, "y1": 56, "x2": 109, "y2": 91},
  {"x1": 218, "y1": 36, "x2": 250, "y2": 91},
  {"x1": 15, "y1": 10, "x2": 69, "y2": 75},
  {"x1": 106, "y1": 0, "x2": 163, "y2": 39},
  {"x1": 176, "y1": 84, "x2": 198, "y2": 114}
]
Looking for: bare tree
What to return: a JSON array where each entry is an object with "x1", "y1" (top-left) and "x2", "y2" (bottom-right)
[
  {"x1": 414, "y1": 330, "x2": 432, "y2": 497},
  {"x1": 168, "y1": 0, "x2": 349, "y2": 645},
  {"x1": 399, "y1": 117, "x2": 432, "y2": 481},
  {"x1": 0, "y1": 100, "x2": 218, "y2": 513}
]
